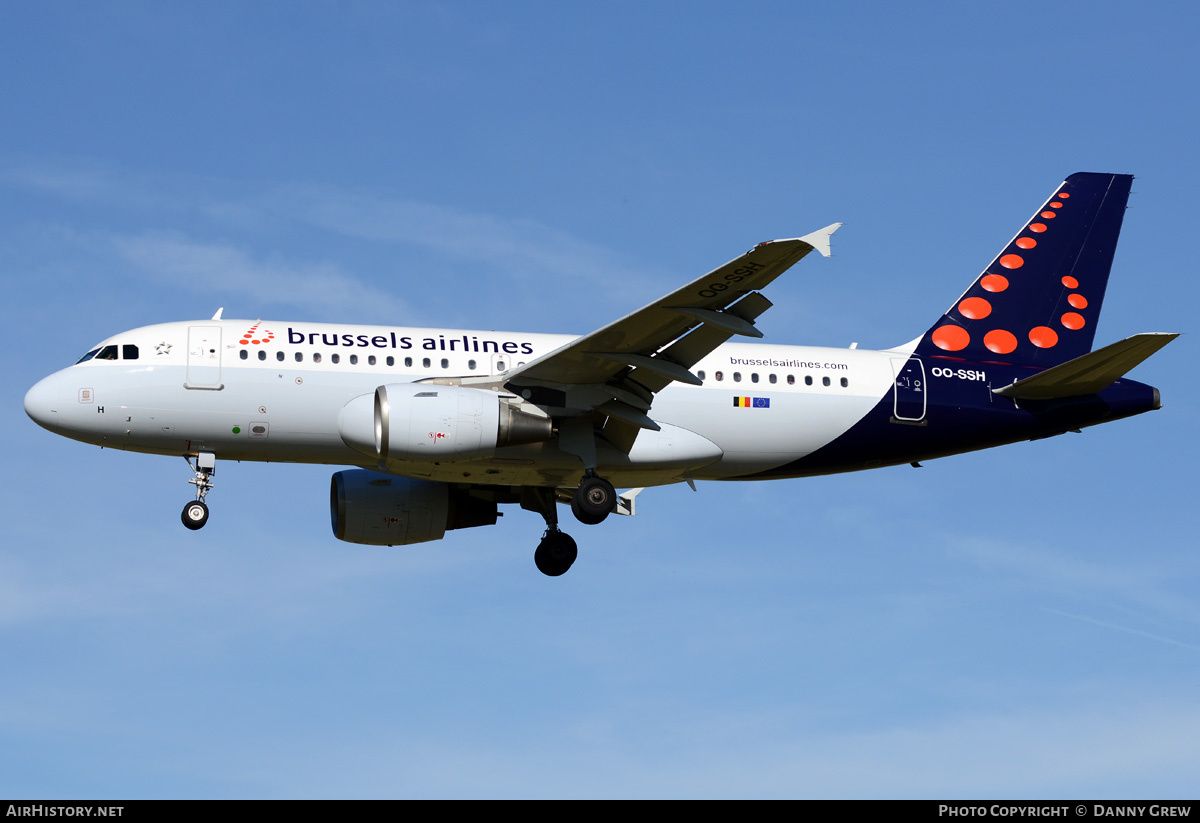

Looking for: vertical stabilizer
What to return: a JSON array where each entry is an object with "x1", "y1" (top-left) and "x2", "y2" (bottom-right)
[{"x1": 915, "y1": 173, "x2": 1133, "y2": 367}]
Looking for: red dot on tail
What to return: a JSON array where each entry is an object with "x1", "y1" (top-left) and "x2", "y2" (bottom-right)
[
  {"x1": 1061, "y1": 312, "x2": 1085, "y2": 330},
  {"x1": 1029, "y1": 326, "x2": 1059, "y2": 348},
  {"x1": 984, "y1": 329, "x2": 1017, "y2": 354},
  {"x1": 931, "y1": 325, "x2": 970, "y2": 351},
  {"x1": 981, "y1": 274, "x2": 1009, "y2": 292},
  {"x1": 1030, "y1": 223, "x2": 1047, "y2": 233},
  {"x1": 1015, "y1": 237, "x2": 1036, "y2": 249},
  {"x1": 999, "y1": 254, "x2": 1024, "y2": 269},
  {"x1": 958, "y1": 297, "x2": 992, "y2": 319},
  {"x1": 1062, "y1": 276, "x2": 1078, "y2": 288},
  {"x1": 1068, "y1": 294, "x2": 1088, "y2": 309}
]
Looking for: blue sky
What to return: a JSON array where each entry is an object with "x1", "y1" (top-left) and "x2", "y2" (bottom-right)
[{"x1": 2, "y1": 1, "x2": 1197, "y2": 798}]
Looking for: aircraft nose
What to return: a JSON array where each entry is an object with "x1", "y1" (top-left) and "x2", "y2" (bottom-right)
[{"x1": 24, "y1": 375, "x2": 61, "y2": 432}]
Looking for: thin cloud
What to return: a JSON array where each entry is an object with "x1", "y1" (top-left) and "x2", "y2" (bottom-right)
[{"x1": 109, "y1": 231, "x2": 412, "y2": 321}]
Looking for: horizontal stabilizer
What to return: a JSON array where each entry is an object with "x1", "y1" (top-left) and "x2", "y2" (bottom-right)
[{"x1": 993, "y1": 333, "x2": 1178, "y2": 399}]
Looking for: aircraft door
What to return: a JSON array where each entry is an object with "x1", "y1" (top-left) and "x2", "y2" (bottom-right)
[
  {"x1": 891, "y1": 356, "x2": 926, "y2": 422},
  {"x1": 186, "y1": 326, "x2": 223, "y2": 389}
]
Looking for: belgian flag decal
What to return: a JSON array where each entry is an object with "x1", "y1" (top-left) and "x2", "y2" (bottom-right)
[{"x1": 733, "y1": 397, "x2": 771, "y2": 408}]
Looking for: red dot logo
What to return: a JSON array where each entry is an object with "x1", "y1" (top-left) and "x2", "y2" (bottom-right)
[
  {"x1": 1061, "y1": 312, "x2": 1086, "y2": 330},
  {"x1": 1015, "y1": 237, "x2": 1037, "y2": 249},
  {"x1": 999, "y1": 254, "x2": 1025, "y2": 269},
  {"x1": 1049, "y1": 201, "x2": 1063, "y2": 209},
  {"x1": 981, "y1": 274, "x2": 1009, "y2": 292},
  {"x1": 1029, "y1": 326, "x2": 1059, "y2": 348},
  {"x1": 1041, "y1": 211, "x2": 1057, "y2": 219},
  {"x1": 984, "y1": 329, "x2": 1017, "y2": 354},
  {"x1": 1068, "y1": 294, "x2": 1088, "y2": 309},
  {"x1": 1058, "y1": 192, "x2": 1070, "y2": 198},
  {"x1": 958, "y1": 297, "x2": 992, "y2": 319},
  {"x1": 932, "y1": 325, "x2": 970, "y2": 351},
  {"x1": 1030, "y1": 223, "x2": 1047, "y2": 233},
  {"x1": 1061, "y1": 276, "x2": 1079, "y2": 288}
]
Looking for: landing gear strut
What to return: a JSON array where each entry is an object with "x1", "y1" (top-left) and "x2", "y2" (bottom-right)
[
  {"x1": 571, "y1": 471, "x2": 616, "y2": 525},
  {"x1": 522, "y1": 486, "x2": 578, "y2": 576},
  {"x1": 181, "y1": 452, "x2": 215, "y2": 531}
]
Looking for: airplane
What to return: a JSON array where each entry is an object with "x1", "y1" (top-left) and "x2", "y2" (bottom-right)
[{"x1": 23, "y1": 172, "x2": 1177, "y2": 576}]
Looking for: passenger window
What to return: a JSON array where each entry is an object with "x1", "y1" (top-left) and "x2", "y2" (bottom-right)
[
  {"x1": 331, "y1": 353, "x2": 340, "y2": 364},
  {"x1": 769, "y1": 374, "x2": 777, "y2": 384},
  {"x1": 804, "y1": 375, "x2": 813, "y2": 386},
  {"x1": 822, "y1": 376, "x2": 831, "y2": 387},
  {"x1": 787, "y1": 375, "x2": 795, "y2": 385},
  {"x1": 386, "y1": 356, "x2": 394, "y2": 366},
  {"x1": 313, "y1": 353, "x2": 322, "y2": 363},
  {"x1": 368, "y1": 355, "x2": 377, "y2": 366},
  {"x1": 350, "y1": 354, "x2": 358, "y2": 365},
  {"x1": 276, "y1": 351, "x2": 285, "y2": 362},
  {"x1": 422, "y1": 358, "x2": 431, "y2": 368},
  {"x1": 840, "y1": 377, "x2": 848, "y2": 388},
  {"x1": 122, "y1": 344, "x2": 139, "y2": 360},
  {"x1": 497, "y1": 360, "x2": 507, "y2": 372},
  {"x1": 751, "y1": 373, "x2": 759, "y2": 383},
  {"x1": 295, "y1": 352, "x2": 304, "y2": 362},
  {"x1": 404, "y1": 357, "x2": 413, "y2": 367},
  {"x1": 75, "y1": 348, "x2": 101, "y2": 364},
  {"x1": 697, "y1": 370, "x2": 706, "y2": 381},
  {"x1": 441, "y1": 358, "x2": 449, "y2": 369},
  {"x1": 468, "y1": 359, "x2": 477, "y2": 371},
  {"x1": 258, "y1": 350, "x2": 266, "y2": 361},
  {"x1": 733, "y1": 372, "x2": 741, "y2": 382},
  {"x1": 239, "y1": 350, "x2": 248, "y2": 360},
  {"x1": 96, "y1": 345, "x2": 118, "y2": 360},
  {"x1": 715, "y1": 371, "x2": 724, "y2": 381}
]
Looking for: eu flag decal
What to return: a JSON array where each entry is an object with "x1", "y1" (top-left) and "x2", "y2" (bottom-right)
[{"x1": 733, "y1": 397, "x2": 770, "y2": 408}]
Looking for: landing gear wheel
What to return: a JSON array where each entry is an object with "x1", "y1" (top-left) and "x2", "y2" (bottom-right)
[
  {"x1": 572, "y1": 475, "x2": 616, "y2": 525},
  {"x1": 534, "y1": 530, "x2": 578, "y2": 577},
  {"x1": 181, "y1": 500, "x2": 209, "y2": 530}
]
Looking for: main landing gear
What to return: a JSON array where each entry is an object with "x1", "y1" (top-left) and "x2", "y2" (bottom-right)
[
  {"x1": 181, "y1": 452, "x2": 215, "y2": 531},
  {"x1": 523, "y1": 473, "x2": 618, "y2": 576},
  {"x1": 571, "y1": 471, "x2": 616, "y2": 526}
]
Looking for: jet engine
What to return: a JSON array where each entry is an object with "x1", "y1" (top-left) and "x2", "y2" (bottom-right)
[
  {"x1": 330, "y1": 469, "x2": 498, "y2": 546},
  {"x1": 338, "y1": 383, "x2": 553, "y2": 463}
]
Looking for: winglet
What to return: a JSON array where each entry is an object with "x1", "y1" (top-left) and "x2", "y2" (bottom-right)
[
  {"x1": 211, "y1": 307, "x2": 224, "y2": 320},
  {"x1": 799, "y1": 223, "x2": 842, "y2": 258}
]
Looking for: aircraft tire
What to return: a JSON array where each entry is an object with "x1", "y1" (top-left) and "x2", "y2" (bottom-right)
[
  {"x1": 534, "y1": 531, "x2": 577, "y2": 576},
  {"x1": 572, "y1": 476, "x2": 615, "y2": 525},
  {"x1": 181, "y1": 500, "x2": 209, "y2": 530}
]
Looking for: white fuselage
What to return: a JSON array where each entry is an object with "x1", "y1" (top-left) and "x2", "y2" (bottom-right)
[{"x1": 26, "y1": 319, "x2": 911, "y2": 489}]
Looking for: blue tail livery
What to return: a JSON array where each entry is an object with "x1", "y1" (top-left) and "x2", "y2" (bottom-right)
[
  {"x1": 918, "y1": 172, "x2": 1132, "y2": 367},
  {"x1": 24, "y1": 172, "x2": 1177, "y2": 575}
]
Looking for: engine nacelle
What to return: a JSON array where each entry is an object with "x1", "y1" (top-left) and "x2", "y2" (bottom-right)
[
  {"x1": 338, "y1": 384, "x2": 552, "y2": 463},
  {"x1": 330, "y1": 469, "x2": 498, "y2": 546}
]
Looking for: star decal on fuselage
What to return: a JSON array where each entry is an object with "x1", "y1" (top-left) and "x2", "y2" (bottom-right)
[{"x1": 155, "y1": 342, "x2": 171, "y2": 356}]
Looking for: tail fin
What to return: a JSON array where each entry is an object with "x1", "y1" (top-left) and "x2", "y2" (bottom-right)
[{"x1": 915, "y1": 172, "x2": 1133, "y2": 367}]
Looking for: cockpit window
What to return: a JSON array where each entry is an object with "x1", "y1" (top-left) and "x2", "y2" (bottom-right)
[
  {"x1": 95, "y1": 345, "x2": 118, "y2": 361},
  {"x1": 75, "y1": 347, "x2": 101, "y2": 364},
  {"x1": 122, "y1": 344, "x2": 139, "y2": 360}
]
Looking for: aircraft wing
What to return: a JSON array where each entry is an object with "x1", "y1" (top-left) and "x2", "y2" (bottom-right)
[{"x1": 500, "y1": 223, "x2": 841, "y2": 451}]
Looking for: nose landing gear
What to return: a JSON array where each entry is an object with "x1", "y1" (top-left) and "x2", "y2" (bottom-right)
[{"x1": 181, "y1": 452, "x2": 215, "y2": 531}]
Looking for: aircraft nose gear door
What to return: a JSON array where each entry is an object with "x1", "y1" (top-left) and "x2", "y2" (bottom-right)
[
  {"x1": 891, "y1": 356, "x2": 927, "y2": 423},
  {"x1": 186, "y1": 326, "x2": 223, "y2": 389}
]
